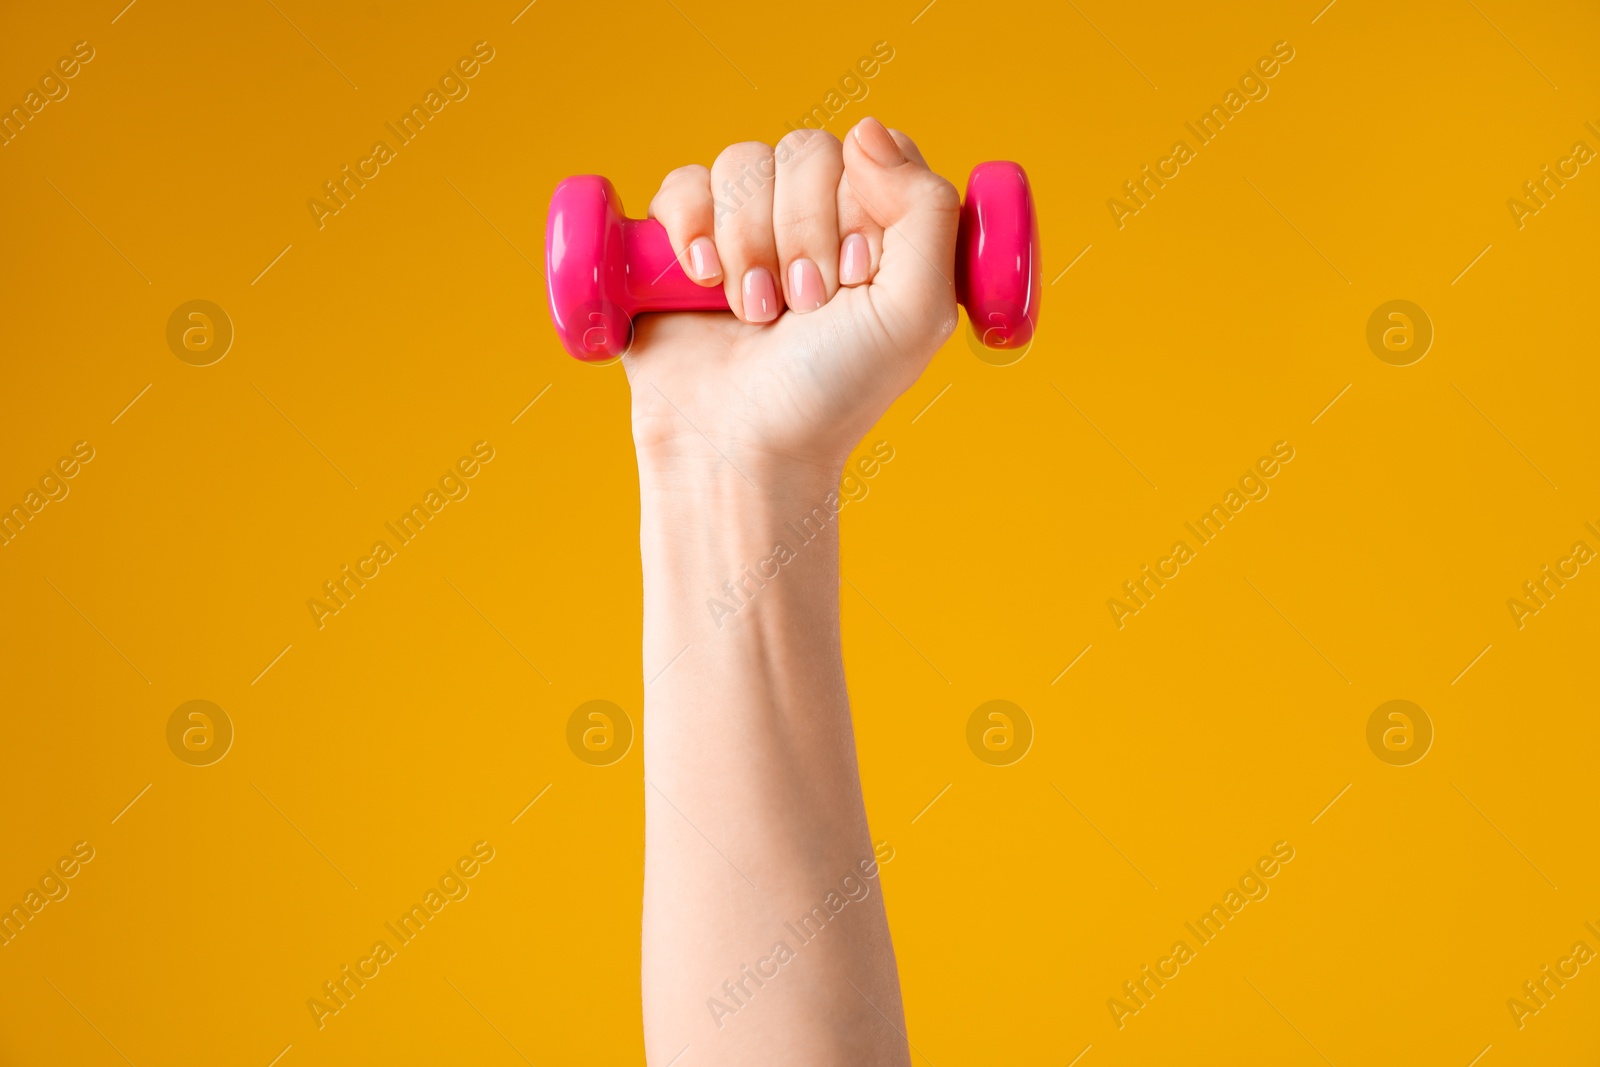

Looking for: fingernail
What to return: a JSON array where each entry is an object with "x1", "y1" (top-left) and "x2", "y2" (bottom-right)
[
  {"x1": 742, "y1": 267, "x2": 779, "y2": 323},
  {"x1": 853, "y1": 117, "x2": 904, "y2": 167},
  {"x1": 687, "y1": 237, "x2": 721, "y2": 282},
  {"x1": 787, "y1": 258, "x2": 826, "y2": 312},
  {"x1": 839, "y1": 234, "x2": 869, "y2": 286}
]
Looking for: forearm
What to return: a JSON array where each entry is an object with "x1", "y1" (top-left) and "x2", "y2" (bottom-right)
[{"x1": 638, "y1": 455, "x2": 908, "y2": 1066}]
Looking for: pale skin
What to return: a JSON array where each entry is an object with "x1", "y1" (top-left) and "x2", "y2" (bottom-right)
[{"x1": 627, "y1": 118, "x2": 959, "y2": 1065}]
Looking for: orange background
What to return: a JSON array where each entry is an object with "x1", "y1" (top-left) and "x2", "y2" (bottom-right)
[{"x1": 1, "y1": 0, "x2": 1597, "y2": 1063}]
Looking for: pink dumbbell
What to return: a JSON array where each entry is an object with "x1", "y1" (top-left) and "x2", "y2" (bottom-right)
[{"x1": 544, "y1": 161, "x2": 1040, "y2": 361}]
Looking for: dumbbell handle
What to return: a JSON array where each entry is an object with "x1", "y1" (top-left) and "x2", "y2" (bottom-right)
[
  {"x1": 619, "y1": 219, "x2": 729, "y2": 312},
  {"x1": 545, "y1": 162, "x2": 1039, "y2": 360}
]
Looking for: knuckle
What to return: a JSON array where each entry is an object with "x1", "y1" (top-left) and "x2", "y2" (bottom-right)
[
  {"x1": 715, "y1": 140, "x2": 774, "y2": 171},
  {"x1": 922, "y1": 175, "x2": 962, "y2": 215},
  {"x1": 776, "y1": 128, "x2": 841, "y2": 167},
  {"x1": 772, "y1": 202, "x2": 827, "y2": 231},
  {"x1": 650, "y1": 189, "x2": 708, "y2": 230},
  {"x1": 661, "y1": 164, "x2": 710, "y2": 189},
  {"x1": 715, "y1": 208, "x2": 771, "y2": 242},
  {"x1": 657, "y1": 203, "x2": 703, "y2": 233}
]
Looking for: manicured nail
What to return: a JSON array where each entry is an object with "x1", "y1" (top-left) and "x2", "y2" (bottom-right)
[
  {"x1": 686, "y1": 237, "x2": 721, "y2": 282},
  {"x1": 853, "y1": 117, "x2": 904, "y2": 167},
  {"x1": 839, "y1": 233, "x2": 869, "y2": 286},
  {"x1": 787, "y1": 258, "x2": 826, "y2": 312},
  {"x1": 742, "y1": 267, "x2": 779, "y2": 323}
]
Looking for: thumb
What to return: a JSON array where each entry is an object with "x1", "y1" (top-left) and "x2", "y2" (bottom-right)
[{"x1": 841, "y1": 117, "x2": 961, "y2": 346}]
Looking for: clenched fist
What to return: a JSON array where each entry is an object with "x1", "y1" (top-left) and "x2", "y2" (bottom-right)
[{"x1": 625, "y1": 117, "x2": 961, "y2": 479}]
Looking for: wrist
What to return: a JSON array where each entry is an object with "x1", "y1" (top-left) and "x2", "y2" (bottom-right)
[
  {"x1": 636, "y1": 451, "x2": 845, "y2": 632},
  {"x1": 635, "y1": 442, "x2": 844, "y2": 513},
  {"x1": 638, "y1": 457, "x2": 843, "y2": 557}
]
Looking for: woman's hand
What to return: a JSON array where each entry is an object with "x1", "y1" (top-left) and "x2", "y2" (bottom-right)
[{"x1": 623, "y1": 118, "x2": 961, "y2": 480}]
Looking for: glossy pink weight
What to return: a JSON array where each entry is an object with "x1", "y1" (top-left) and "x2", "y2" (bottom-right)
[
  {"x1": 955, "y1": 162, "x2": 1041, "y2": 354},
  {"x1": 545, "y1": 163, "x2": 1040, "y2": 361}
]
